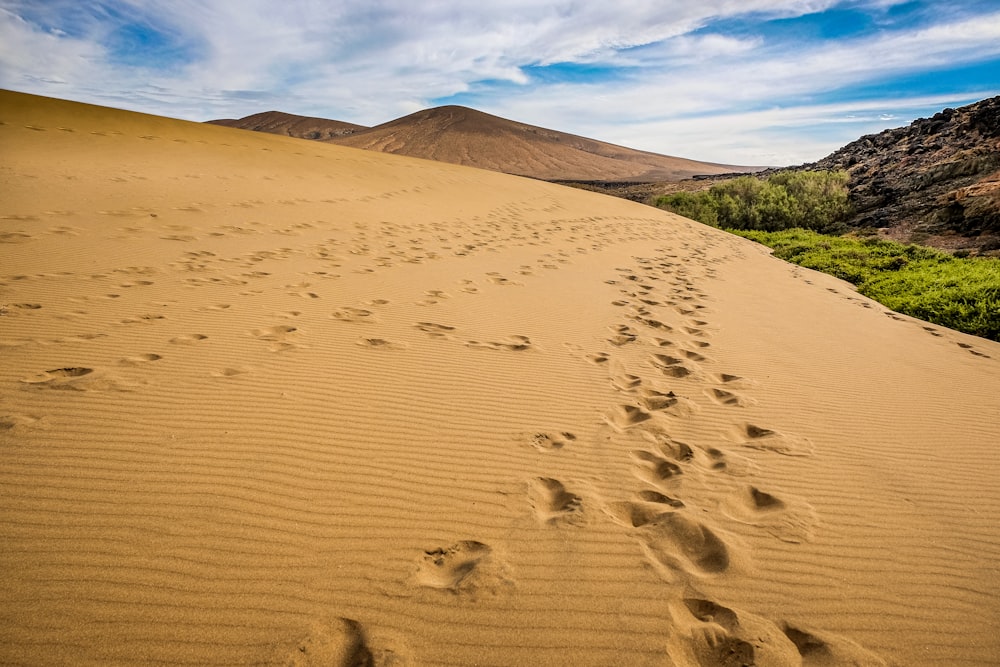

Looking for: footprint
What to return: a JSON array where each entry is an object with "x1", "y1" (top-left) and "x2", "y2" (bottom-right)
[
  {"x1": 20, "y1": 367, "x2": 128, "y2": 392},
  {"x1": 650, "y1": 354, "x2": 698, "y2": 379},
  {"x1": 704, "y1": 388, "x2": 755, "y2": 407},
  {"x1": 722, "y1": 485, "x2": 817, "y2": 544},
  {"x1": 604, "y1": 404, "x2": 653, "y2": 431},
  {"x1": 747, "y1": 486, "x2": 784, "y2": 510},
  {"x1": 529, "y1": 431, "x2": 576, "y2": 451},
  {"x1": 639, "y1": 388, "x2": 699, "y2": 417},
  {"x1": 529, "y1": 478, "x2": 583, "y2": 525},
  {"x1": 415, "y1": 322, "x2": 455, "y2": 339},
  {"x1": 285, "y1": 617, "x2": 374, "y2": 667},
  {"x1": 606, "y1": 324, "x2": 637, "y2": 346},
  {"x1": 198, "y1": 303, "x2": 232, "y2": 313},
  {"x1": 634, "y1": 316, "x2": 674, "y2": 332},
  {"x1": 415, "y1": 541, "x2": 494, "y2": 591},
  {"x1": 781, "y1": 622, "x2": 889, "y2": 666},
  {"x1": 734, "y1": 424, "x2": 814, "y2": 457},
  {"x1": 704, "y1": 448, "x2": 755, "y2": 477},
  {"x1": 606, "y1": 501, "x2": 674, "y2": 528},
  {"x1": 632, "y1": 450, "x2": 683, "y2": 481},
  {"x1": 651, "y1": 436, "x2": 695, "y2": 463},
  {"x1": 119, "y1": 353, "x2": 162, "y2": 365},
  {"x1": 170, "y1": 333, "x2": 207, "y2": 344},
  {"x1": 587, "y1": 352, "x2": 610, "y2": 364},
  {"x1": 117, "y1": 313, "x2": 167, "y2": 325},
  {"x1": 957, "y1": 342, "x2": 991, "y2": 358},
  {"x1": 0, "y1": 414, "x2": 42, "y2": 431},
  {"x1": 331, "y1": 307, "x2": 376, "y2": 323},
  {"x1": 467, "y1": 335, "x2": 532, "y2": 351},
  {"x1": 486, "y1": 273, "x2": 518, "y2": 286},
  {"x1": 679, "y1": 349, "x2": 709, "y2": 362},
  {"x1": 21, "y1": 367, "x2": 93, "y2": 386},
  {"x1": 636, "y1": 490, "x2": 685, "y2": 508},
  {"x1": 356, "y1": 337, "x2": 407, "y2": 350},
  {"x1": 667, "y1": 599, "x2": 800, "y2": 666},
  {"x1": 212, "y1": 367, "x2": 251, "y2": 378},
  {"x1": 252, "y1": 325, "x2": 300, "y2": 351},
  {"x1": 714, "y1": 373, "x2": 754, "y2": 388},
  {"x1": 640, "y1": 513, "x2": 731, "y2": 575},
  {"x1": 611, "y1": 373, "x2": 642, "y2": 392}
]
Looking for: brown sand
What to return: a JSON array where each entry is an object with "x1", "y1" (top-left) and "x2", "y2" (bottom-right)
[{"x1": 2, "y1": 89, "x2": 999, "y2": 666}]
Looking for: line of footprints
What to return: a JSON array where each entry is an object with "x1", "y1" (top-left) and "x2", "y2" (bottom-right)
[{"x1": 409, "y1": 251, "x2": 879, "y2": 663}]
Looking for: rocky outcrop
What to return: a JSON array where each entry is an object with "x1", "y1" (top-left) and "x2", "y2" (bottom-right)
[{"x1": 804, "y1": 96, "x2": 1000, "y2": 253}]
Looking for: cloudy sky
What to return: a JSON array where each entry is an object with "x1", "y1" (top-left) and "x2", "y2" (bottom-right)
[{"x1": 2, "y1": 0, "x2": 999, "y2": 165}]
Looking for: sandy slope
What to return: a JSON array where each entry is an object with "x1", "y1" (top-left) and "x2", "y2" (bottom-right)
[{"x1": 2, "y1": 90, "x2": 999, "y2": 667}]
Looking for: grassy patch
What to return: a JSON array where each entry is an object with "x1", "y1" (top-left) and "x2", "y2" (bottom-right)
[{"x1": 734, "y1": 229, "x2": 1000, "y2": 341}]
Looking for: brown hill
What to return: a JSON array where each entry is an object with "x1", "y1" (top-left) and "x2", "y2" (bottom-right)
[
  {"x1": 207, "y1": 110, "x2": 368, "y2": 141},
  {"x1": 805, "y1": 96, "x2": 1000, "y2": 253},
  {"x1": 209, "y1": 105, "x2": 754, "y2": 181}
]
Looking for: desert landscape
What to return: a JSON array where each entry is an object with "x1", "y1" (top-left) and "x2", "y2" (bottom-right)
[{"x1": 3, "y1": 89, "x2": 1000, "y2": 666}]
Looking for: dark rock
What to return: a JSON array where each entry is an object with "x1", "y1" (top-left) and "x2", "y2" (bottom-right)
[{"x1": 797, "y1": 95, "x2": 1000, "y2": 254}]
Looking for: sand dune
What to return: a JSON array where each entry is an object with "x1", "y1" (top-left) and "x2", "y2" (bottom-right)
[{"x1": 2, "y1": 89, "x2": 1000, "y2": 666}]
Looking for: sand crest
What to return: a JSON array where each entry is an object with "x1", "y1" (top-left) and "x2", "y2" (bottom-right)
[{"x1": 2, "y1": 90, "x2": 999, "y2": 666}]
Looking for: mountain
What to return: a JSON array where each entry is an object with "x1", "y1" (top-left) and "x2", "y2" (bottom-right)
[
  {"x1": 805, "y1": 96, "x2": 1000, "y2": 253},
  {"x1": 208, "y1": 105, "x2": 755, "y2": 181},
  {"x1": 207, "y1": 110, "x2": 368, "y2": 141}
]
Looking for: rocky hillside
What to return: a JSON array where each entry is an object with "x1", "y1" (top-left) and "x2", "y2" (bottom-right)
[
  {"x1": 207, "y1": 111, "x2": 368, "y2": 141},
  {"x1": 805, "y1": 96, "x2": 1000, "y2": 253}
]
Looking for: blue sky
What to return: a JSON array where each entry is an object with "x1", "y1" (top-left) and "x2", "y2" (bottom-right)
[{"x1": 1, "y1": 0, "x2": 998, "y2": 165}]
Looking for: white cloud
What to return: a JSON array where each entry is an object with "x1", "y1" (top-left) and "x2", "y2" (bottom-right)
[
  {"x1": 595, "y1": 94, "x2": 990, "y2": 166},
  {"x1": 0, "y1": 0, "x2": 997, "y2": 163}
]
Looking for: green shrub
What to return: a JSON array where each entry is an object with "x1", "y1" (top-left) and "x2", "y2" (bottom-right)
[
  {"x1": 655, "y1": 170, "x2": 850, "y2": 233},
  {"x1": 656, "y1": 191, "x2": 720, "y2": 227}
]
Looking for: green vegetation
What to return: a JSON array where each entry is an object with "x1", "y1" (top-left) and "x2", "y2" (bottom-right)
[
  {"x1": 656, "y1": 170, "x2": 851, "y2": 233},
  {"x1": 733, "y1": 229, "x2": 1000, "y2": 341}
]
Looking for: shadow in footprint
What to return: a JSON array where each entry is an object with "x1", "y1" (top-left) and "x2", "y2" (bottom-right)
[
  {"x1": 705, "y1": 387, "x2": 755, "y2": 407},
  {"x1": 416, "y1": 541, "x2": 497, "y2": 592},
  {"x1": 734, "y1": 423, "x2": 814, "y2": 457},
  {"x1": 782, "y1": 622, "x2": 889, "y2": 666},
  {"x1": 605, "y1": 404, "x2": 653, "y2": 431},
  {"x1": 286, "y1": 617, "x2": 374, "y2": 667},
  {"x1": 529, "y1": 478, "x2": 583, "y2": 525},
  {"x1": 641, "y1": 513, "x2": 731, "y2": 575},
  {"x1": 632, "y1": 450, "x2": 684, "y2": 482}
]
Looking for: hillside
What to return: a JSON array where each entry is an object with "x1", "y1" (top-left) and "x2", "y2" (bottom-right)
[
  {"x1": 806, "y1": 96, "x2": 1000, "y2": 252},
  {"x1": 208, "y1": 110, "x2": 368, "y2": 140},
  {"x1": 4, "y1": 89, "x2": 1000, "y2": 666},
  {"x1": 209, "y1": 105, "x2": 754, "y2": 182}
]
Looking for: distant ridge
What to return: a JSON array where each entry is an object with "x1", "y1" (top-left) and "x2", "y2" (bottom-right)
[
  {"x1": 208, "y1": 105, "x2": 756, "y2": 182},
  {"x1": 207, "y1": 110, "x2": 368, "y2": 141}
]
